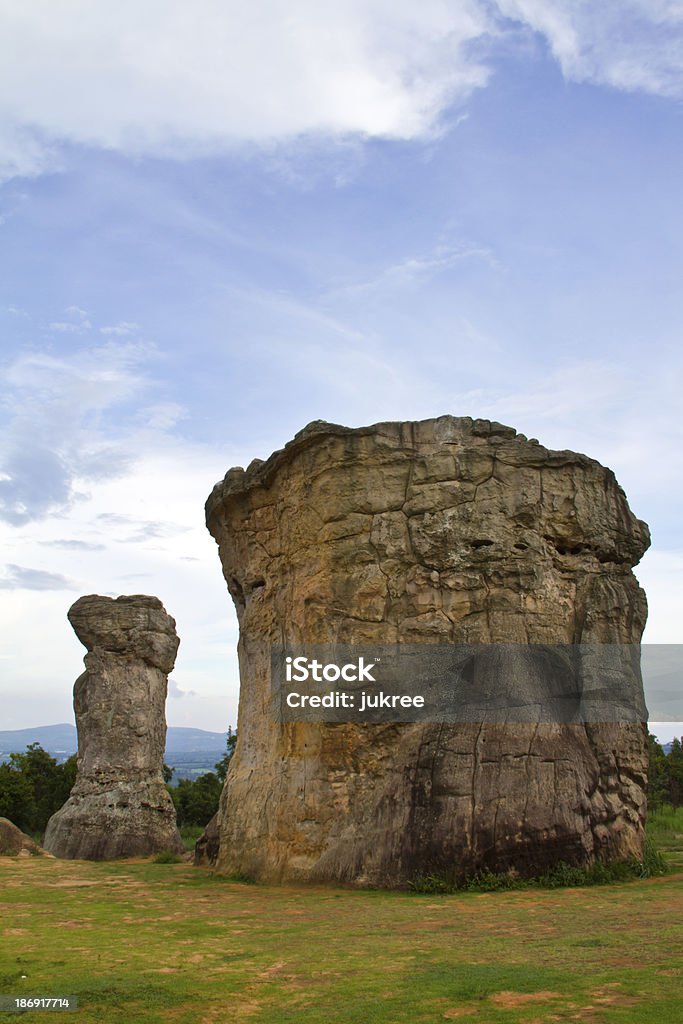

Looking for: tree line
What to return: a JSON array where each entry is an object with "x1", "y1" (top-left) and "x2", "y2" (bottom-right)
[
  {"x1": 167, "y1": 729, "x2": 236, "y2": 827},
  {"x1": 0, "y1": 730, "x2": 237, "y2": 838},
  {"x1": 647, "y1": 733, "x2": 683, "y2": 808}
]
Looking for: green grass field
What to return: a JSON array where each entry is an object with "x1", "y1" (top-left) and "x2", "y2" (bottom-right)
[{"x1": 1, "y1": 812, "x2": 682, "y2": 1024}]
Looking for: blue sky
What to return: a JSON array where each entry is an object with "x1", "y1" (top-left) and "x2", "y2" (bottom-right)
[{"x1": 1, "y1": 1, "x2": 682, "y2": 739}]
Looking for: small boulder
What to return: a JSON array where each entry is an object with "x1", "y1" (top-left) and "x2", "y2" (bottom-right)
[{"x1": 0, "y1": 817, "x2": 49, "y2": 857}]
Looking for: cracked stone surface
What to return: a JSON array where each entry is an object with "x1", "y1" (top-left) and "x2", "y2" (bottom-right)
[
  {"x1": 205, "y1": 417, "x2": 650, "y2": 885},
  {"x1": 44, "y1": 594, "x2": 183, "y2": 860}
]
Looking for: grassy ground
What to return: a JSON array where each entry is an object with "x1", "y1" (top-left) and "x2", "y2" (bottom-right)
[{"x1": 1, "y1": 823, "x2": 682, "y2": 1024}]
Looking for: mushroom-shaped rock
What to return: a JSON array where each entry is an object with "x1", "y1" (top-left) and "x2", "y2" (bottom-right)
[
  {"x1": 206, "y1": 418, "x2": 650, "y2": 886},
  {"x1": 44, "y1": 595, "x2": 183, "y2": 860}
]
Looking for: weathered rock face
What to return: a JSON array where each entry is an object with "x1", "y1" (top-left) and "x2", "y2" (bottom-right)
[
  {"x1": 206, "y1": 418, "x2": 650, "y2": 886},
  {"x1": 44, "y1": 595, "x2": 183, "y2": 860}
]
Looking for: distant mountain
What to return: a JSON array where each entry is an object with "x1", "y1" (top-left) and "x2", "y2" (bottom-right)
[
  {"x1": 0, "y1": 723, "x2": 229, "y2": 758},
  {"x1": 0, "y1": 723, "x2": 78, "y2": 755},
  {"x1": 165, "y1": 727, "x2": 229, "y2": 753}
]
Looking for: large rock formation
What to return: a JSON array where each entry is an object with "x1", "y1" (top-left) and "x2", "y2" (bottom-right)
[
  {"x1": 44, "y1": 595, "x2": 183, "y2": 860},
  {"x1": 205, "y1": 417, "x2": 650, "y2": 885}
]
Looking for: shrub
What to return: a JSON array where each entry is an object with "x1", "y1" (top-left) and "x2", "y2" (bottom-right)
[{"x1": 152, "y1": 850, "x2": 183, "y2": 864}]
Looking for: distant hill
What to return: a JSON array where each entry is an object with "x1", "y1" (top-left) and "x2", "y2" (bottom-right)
[
  {"x1": 0, "y1": 723, "x2": 78, "y2": 755},
  {"x1": 0, "y1": 723, "x2": 229, "y2": 758}
]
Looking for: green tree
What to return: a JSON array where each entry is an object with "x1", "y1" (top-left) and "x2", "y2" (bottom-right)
[
  {"x1": 647, "y1": 732, "x2": 669, "y2": 809},
  {"x1": 170, "y1": 772, "x2": 222, "y2": 827},
  {"x1": 0, "y1": 743, "x2": 77, "y2": 835},
  {"x1": 214, "y1": 727, "x2": 237, "y2": 783},
  {"x1": 62, "y1": 753, "x2": 78, "y2": 792},
  {"x1": 0, "y1": 763, "x2": 36, "y2": 831},
  {"x1": 669, "y1": 737, "x2": 683, "y2": 808}
]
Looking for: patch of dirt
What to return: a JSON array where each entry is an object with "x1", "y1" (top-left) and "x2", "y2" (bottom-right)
[
  {"x1": 443, "y1": 1008, "x2": 477, "y2": 1019},
  {"x1": 201, "y1": 1000, "x2": 260, "y2": 1022},
  {"x1": 45, "y1": 879, "x2": 99, "y2": 888},
  {"x1": 586, "y1": 988, "x2": 640, "y2": 1007},
  {"x1": 490, "y1": 990, "x2": 562, "y2": 1007},
  {"x1": 258, "y1": 960, "x2": 286, "y2": 978}
]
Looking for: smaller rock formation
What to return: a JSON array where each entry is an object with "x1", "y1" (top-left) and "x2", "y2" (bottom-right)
[
  {"x1": 0, "y1": 817, "x2": 50, "y2": 857},
  {"x1": 44, "y1": 595, "x2": 183, "y2": 860},
  {"x1": 194, "y1": 812, "x2": 220, "y2": 867}
]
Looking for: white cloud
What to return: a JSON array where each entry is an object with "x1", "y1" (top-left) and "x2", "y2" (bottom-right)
[
  {"x1": 0, "y1": 328, "x2": 250, "y2": 729},
  {"x1": 100, "y1": 322, "x2": 140, "y2": 336},
  {"x1": 498, "y1": 0, "x2": 683, "y2": 96},
  {"x1": 169, "y1": 677, "x2": 197, "y2": 699},
  {"x1": 0, "y1": 122, "x2": 61, "y2": 182},
  {"x1": 0, "y1": 0, "x2": 492, "y2": 182},
  {"x1": 0, "y1": 1, "x2": 682, "y2": 184},
  {"x1": 0, "y1": 416, "x2": 244, "y2": 730},
  {"x1": 1, "y1": 2, "x2": 682, "y2": 181}
]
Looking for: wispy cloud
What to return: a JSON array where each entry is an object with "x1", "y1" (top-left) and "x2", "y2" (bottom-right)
[
  {"x1": 49, "y1": 320, "x2": 91, "y2": 333},
  {"x1": 326, "y1": 242, "x2": 502, "y2": 301},
  {"x1": 39, "y1": 539, "x2": 106, "y2": 551},
  {"x1": 100, "y1": 322, "x2": 140, "y2": 336},
  {"x1": 0, "y1": 340, "x2": 161, "y2": 525},
  {"x1": 96, "y1": 512, "x2": 190, "y2": 544},
  {"x1": 498, "y1": 1, "x2": 683, "y2": 97},
  {"x1": 49, "y1": 306, "x2": 92, "y2": 333},
  {"x1": 140, "y1": 403, "x2": 186, "y2": 431},
  {"x1": 0, "y1": 563, "x2": 75, "y2": 590}
]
